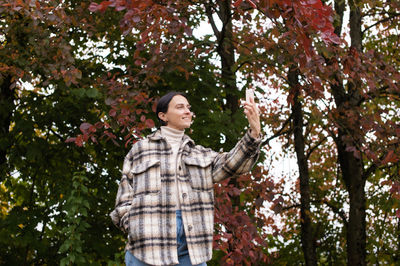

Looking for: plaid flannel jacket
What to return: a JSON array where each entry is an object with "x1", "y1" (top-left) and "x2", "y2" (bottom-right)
[{"x1": 110, "y1": 129, "x2": 261, "y2": 265}]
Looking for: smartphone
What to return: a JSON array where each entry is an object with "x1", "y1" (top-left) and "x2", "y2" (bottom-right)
[{"x1": 246, "y1": 89, "x2": 254, "y2": 102}]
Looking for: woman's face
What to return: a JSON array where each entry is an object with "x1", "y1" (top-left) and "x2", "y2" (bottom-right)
[{"x1": 159, "y1": 95, "x2": 192, "y2": 130}]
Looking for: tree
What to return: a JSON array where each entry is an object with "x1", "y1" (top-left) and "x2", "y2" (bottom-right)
[
  {"x1": 1, "y1": 0, "x2": 399, "y2": 264},
  {"x1": 0, "y1": 1, "x2": 147, "y2": 264},
  {"x1": 264, "y1": 0, "x2": 400, "y2": 264},
  {"x1": 86, "y1": 0, "x2": 343, "y2": 264}
]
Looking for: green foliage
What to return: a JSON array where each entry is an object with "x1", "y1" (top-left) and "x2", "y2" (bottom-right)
[
  {"x1": 1, "y1": 0, "x2": 399, "y2": 265},
  {"x1": 59, "y1": 172, "x2": 90, "y2": 266},
  {"x1": 0, "y1": 1, "x2": 128, "y2": 265}
]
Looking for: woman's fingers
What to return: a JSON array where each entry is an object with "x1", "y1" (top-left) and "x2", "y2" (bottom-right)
[
  {"x1": 243, "y1": 99, "x2": 261, "y2": 138},
  {"x1": 244, "y1": 101, "x2": 259, "y2": 116}
]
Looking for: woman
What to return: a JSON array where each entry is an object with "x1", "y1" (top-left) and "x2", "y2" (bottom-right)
[{"x1": 110, "y1": 91, "x2": 261, "y2": 266}]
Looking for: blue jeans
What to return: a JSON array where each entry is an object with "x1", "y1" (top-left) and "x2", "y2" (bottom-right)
[{"x1": 125, "y1": 210, "x2": 207, "y2": 266}]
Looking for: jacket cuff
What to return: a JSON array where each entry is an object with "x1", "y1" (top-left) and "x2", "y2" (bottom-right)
[
  {"x1": 243, "y1": 129, "x2": 262, "y2": 155},
  {"x1": 110, "y1": 210, "x2": 120, "y2": 228}
]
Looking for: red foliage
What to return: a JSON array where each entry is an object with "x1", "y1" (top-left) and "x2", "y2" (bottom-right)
[
  {"x1": 81, "y1": 0, "x2": 343, "y2": 263},
  {"x1": 66, "y1": 74, "x2": 155, "y2": 147},
  {"x1": 213, "y1": 166, "x2": 281, "y2": 264},
  {"x1": 83, "y1": 0, "x2": 400, "y2": 263}
]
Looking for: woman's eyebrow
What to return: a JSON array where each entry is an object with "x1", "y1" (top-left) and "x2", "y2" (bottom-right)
[{"x1": 175, "y1": 103, "x2": 191, "y2": 108}]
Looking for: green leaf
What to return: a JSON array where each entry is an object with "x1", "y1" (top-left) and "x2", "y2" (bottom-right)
[
  {"x1": 86, "y1": 87, "x2": 99, "y2": 98},
  {"x1": 71, "y1": 88, "x2": 86, "y2": 98}
]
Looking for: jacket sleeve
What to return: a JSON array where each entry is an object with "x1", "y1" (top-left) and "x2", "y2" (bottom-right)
[
  {"x1": 212, "y1": 129, "x2": 262, "y2": 183},
  {"x1": 109, "y1": 147, "x2": 135, "y2": 232}
]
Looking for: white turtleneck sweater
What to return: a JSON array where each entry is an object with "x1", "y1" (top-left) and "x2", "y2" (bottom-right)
[{"x1": 160, "y1": 126, "x2": 184, "y2": 210}]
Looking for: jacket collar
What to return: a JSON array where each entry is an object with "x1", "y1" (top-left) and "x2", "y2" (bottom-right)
[{"x1": 148, "y1": 129, "x2": 195, "y2": 145}]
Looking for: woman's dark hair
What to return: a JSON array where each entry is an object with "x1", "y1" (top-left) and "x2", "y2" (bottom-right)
[{"x1": 156, "y1": 91, "x2": 188, "y2": 126}]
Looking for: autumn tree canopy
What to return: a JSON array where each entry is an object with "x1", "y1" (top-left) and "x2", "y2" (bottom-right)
[{"x1": 1, "y1": 0, "x2": 399, "y2": 265}]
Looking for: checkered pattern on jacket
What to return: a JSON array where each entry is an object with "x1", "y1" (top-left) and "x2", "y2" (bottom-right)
[{"x1": 110, "y1": 129, "x2": 261, "y2": 265}]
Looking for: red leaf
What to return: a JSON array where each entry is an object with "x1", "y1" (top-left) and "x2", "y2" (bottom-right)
[
  {"x1": 320, "y1": 31, "x2": 341, "y2": 45},
  {"x1": 99, "y1": 1, "x2": 112, "y2": 12},
  {"x1": 396, "y1": 210, "x2": 400, "y2": 219},
  {"x1": 95, "y1": 122, "x2": 103, "y2": 129},
  {"x1": 299, "y1": 32, "x2": 313, "y2": 62},
  {"x1": 121, "y1": 108, "x2": 129, "y2": 116},
  {"x1": 115, "y1": 4, "x2": 126, "y2": 11},
  {"x1": 88, "y1": 3, "x2": 99, "y2": 12},
  {"x1": 89, "y1": 125, "x2": 97, "y2": 133},
  {"x1": 104, "y1": 131, "x2": 116, "y2": 139},
  {"x1": 80, "y1": 122, "x2": 92, "y2": 133},
  {"x1": 65, "y1": 137, "x2": 76, "y2": 143},
  {"x1": 255, "y1": 197, "x2": 264, "y2": 207},
  {"x1": 108, "y1": 109, "x2": 117, "y2": 117},
  {"x1": 145, "y1": 119, "x2": 155, "y2": 128},
  {"x1": 184, "y1": 26, "x2": 192, "y2": 36},
  {"x1": 132, "y1": 15, "x2": 141, "y2": 23},
  {"x1": 233, "y1": 0, "x2": 244, "y2": 7},
  {"x1": 75, "y1": 135, "x2": 84, "y2": 147},
  {"x1": 246, "y1": 0, "x2": 257, "y2": 8},
  {"x1": 381, "y1": 150, "x2": 398, "y2": 165},
  {"x1": 365, "y1": 149, "x2": 378, "y2": 161},
  {"x1": 228, "y1": 187, "x2": 241, "y2": 197},
  {"x1": 390, "y1": 182, "x2": 400, "y2": 194},
  {"x1": 249, "y1": 250, "x2": 255, "y2": 259}
]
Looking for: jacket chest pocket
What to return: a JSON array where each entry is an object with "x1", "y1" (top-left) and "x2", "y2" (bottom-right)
[
  {"x1": 184, "y1": 157, "x2": 214, "y2": 191},
  {"x1": 129, "y1": 160, "x2": 161, "y2": 197}
]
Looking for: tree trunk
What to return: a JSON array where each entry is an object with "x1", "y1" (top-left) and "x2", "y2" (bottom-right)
[
  {"x1": 345, "y1": 1, "x2": 366, "y2": 265},
  {"x1": 330, "y1": 0, "x2": 366, "y2": 264},
  {"x1": 289, "y1": 68, "x2": 318, "y2": 266},
  {"x1": 205, "y1": 2, "x2": 243, "y2": 258},
  {"x1": 396, "y1": 219, "x2": 400, "y2": 262},
  {"x1": 217, "y1": 0, "x2": 239, "y2": 117},
  {"x1": 0, "y1": 75, "x2": 14, "y2": 174},
  {"x1": 206, "y1": 0, "x2": 240, "y2": 146},
  {"x1": 336, "y1": 129, "x2": 366, "y2": 265},
  {"x1": 214, "y1": 0, "x2": 242, "y2": 209}
]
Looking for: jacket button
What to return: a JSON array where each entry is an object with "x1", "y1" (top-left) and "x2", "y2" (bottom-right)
[
  {"x1": 182, "y1": 193, "x2": 187, "y2": 199},
  {"x1": 188, "y1": 225, "x2": 193, "y2": 231},
  {"x1": 178, "y1": 166, "x2": 182, "y2": 171}
]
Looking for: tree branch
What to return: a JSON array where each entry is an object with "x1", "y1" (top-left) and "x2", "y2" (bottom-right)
[
  {"x1": 282, "y1": 199, "x2": 348, "y2": 227},
  {"x1": 306, "y1": 136, "x2": 328, "y2": 160},
  {"x1": 262, "y1": 114, "x2": 293, "y2": 147},
  {"x1": 322, "y1": 199, "x2": 348, "y2": 226},
  {"x1": 281, "y1": 203, "x2": 300, "y2": 211},
  {"x1": 204, "y1": 2, "x2": 221, "y2": 41},
  {"x1": 362, "y1": 13, "x2": 400, "y2": 34},
  {"x1": 358, "y1": 82, "x2": 400, "y2": 105},
  {"x1": 233, "y1": 60, "x2": 253, "y2": 73},
  {"x1": 214, "y1": 0, "x2": 232, "y2": 55},
  {"x1": 50, "y1": 128, "x2": 65, "y2": 142}
]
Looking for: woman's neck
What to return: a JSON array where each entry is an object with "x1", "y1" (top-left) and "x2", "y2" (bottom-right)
[{"x1": 160, "y1": 126, "x2": 184, "y2": 142}]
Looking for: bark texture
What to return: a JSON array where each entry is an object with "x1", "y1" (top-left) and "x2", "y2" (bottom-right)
[
  {"x1": 289, "y1": 68, "x2": 317, "y2": 266},
  {"x1": 0, "y1": 75, "x2": 14, "y2": 174},
  {"x1": 332, "y1": 0, "x2": 366, "y2": 264}
]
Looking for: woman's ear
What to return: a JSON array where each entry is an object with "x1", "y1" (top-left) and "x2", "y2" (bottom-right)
[{"x1": 158, "y1": 112, "x2": 167, "y2": 123}]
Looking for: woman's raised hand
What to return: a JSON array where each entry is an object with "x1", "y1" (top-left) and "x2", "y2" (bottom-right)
[{"x1": 243, "y1": 96, "x2": 261, "y2": 139}]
